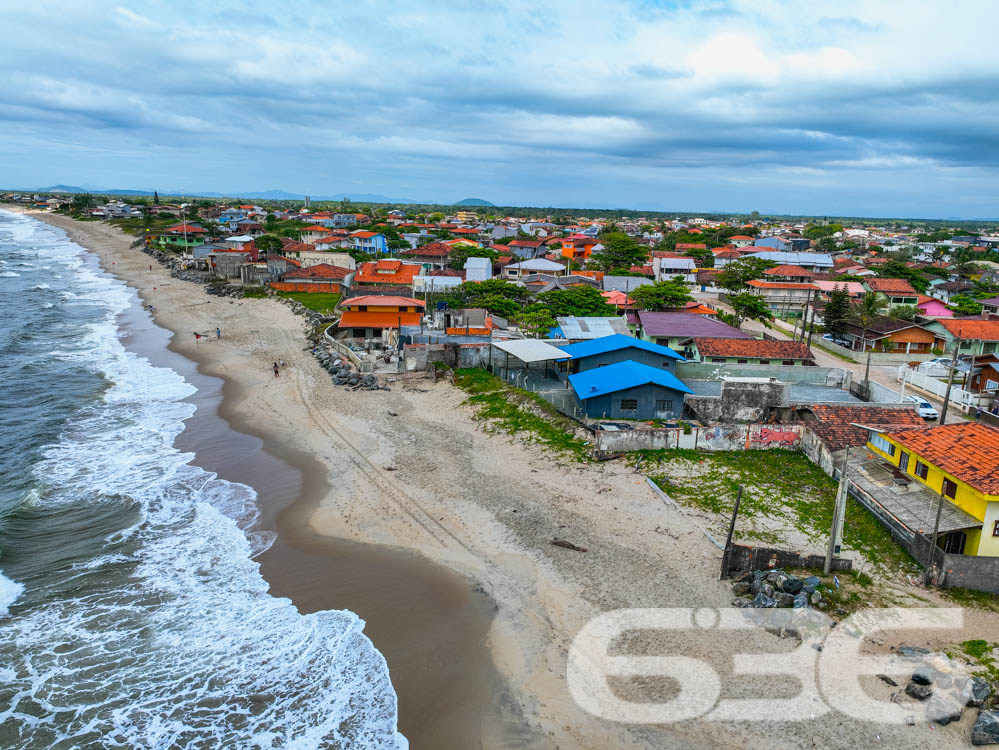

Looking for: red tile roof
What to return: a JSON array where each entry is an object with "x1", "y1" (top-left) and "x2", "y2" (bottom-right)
[
  {"x1": 693, "y1": 337, "x2": 814, "y2": 359},
  {"x1": 351, "y1": 231, "x2": 379, "y2": 238},
  {"x1": 166, "y1": 223, "x2": 207, "y2": 234},
  {"x1": 675, "y1": 243, "x2": 707, "y2": 250},
  {"x1": 765, "y1": 264, "x2": 813, "y2": 277},
  {"x1": 866, "y1": 278, "x2": 917, "y2": 294},
  {"x1": 354, "y1": 260, "x2": 422, "y2": 285},
  {"x1": 888, "y1": 423, "x2": 999, "y2": 495},
  {"x1": 935, "y1": 319, "x2": 999, "y2": 341},
  {"x1": 800, "y1": 405, "x2": 927, "y2": 451},
  {"x1": 284, "y1": 264, "x2": 351, "y2": 280}
]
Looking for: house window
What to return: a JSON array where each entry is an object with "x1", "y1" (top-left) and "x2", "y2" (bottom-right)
[
  {"x1": 898, "y1": 452, "x2": 909, "y2": 472},
  {"x1": 942, "y1": 532, "x2": 966, "y2": 555},
  {"x1": 655, "y1": 399, "x2": 673, "y2": 413},
  {"x1": 620, "y1": 399, "x2": 639, "y2": 411},
  {"x1": 782, "y1": 360, "x2": 795, "y2": 365},
  {"x1": 711, "y1": 358, "x2": 726, "y2": 363},
  {"x1": 759, "y1": 360, "x2": 770, "y2": 365},
  {"x1": 993, "y1": 520, "x2": 999, "y2": 537},
  {"x1": 737, "y1": 359, "x2": 749, "y2": 364},
  {"x1": 942, "y1": 478, "x2": 958, "y2": 499},
  {"x1": 870, "y1": 432, "x2": 896, "y2": 456},
  {"x1": 914, "y1": 461, "x2": 928, "y2": 479}
]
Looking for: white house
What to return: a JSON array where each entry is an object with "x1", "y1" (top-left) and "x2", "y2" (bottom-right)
[
  {"x1": 465, "y1": 256, "x2": 492, "y2": 282},
  {"x1": 652, "y1": 256, "x2": 697, "y2": 283},
  {"x1": 503, "y1": 258, "x2": 566, "y2": 279}
]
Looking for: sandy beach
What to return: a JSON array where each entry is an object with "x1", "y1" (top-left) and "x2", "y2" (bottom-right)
[{"x1": 28, "y1": 210, "x2": 999, "y2": 750}]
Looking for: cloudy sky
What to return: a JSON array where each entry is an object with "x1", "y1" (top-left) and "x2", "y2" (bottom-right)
[{"x1": 2, "y1": 1, "x2": 997, "y2": 217}]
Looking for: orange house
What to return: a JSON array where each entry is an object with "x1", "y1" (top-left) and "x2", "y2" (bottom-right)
[
  {"x1": 561, "y1": 235, "x2": 602, "y2": 261},
  {"x1": 337, "y1": 295, "x2": 425, "y2": 338},
  {"x1": 354, "y1": 259, "x2": 422, "y2": 287}
]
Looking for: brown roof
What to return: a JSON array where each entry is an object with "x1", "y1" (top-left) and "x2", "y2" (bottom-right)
[
  {"x1": 866, "y1": 278, "x2": 917, "y2": 294},
  {"x1": 693, "y1": 337, "x2": 814, "y2": 359},
  {"x1": 800, "y1": 405, "x2": 927, "y2": 451},
  {"x1": 354, "y1": 260, "x2": 422, "y2": 285},
  {"x1": 888, "y1": 423, "x2": 999, "y2": 495}
]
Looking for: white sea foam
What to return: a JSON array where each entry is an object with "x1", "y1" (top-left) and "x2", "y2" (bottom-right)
[
  {"x1": 0, "y1": 271, "x2": 20, "y2": 277},
  {"x1": 0, "y1": 211, "x2": 406, "y2": 749},
  {"x1": 0, "y1": 573, "x2": 23, "y2": 617},
  {"x1": 31, "y1": 282, "x2": 51, "y2": 290}
]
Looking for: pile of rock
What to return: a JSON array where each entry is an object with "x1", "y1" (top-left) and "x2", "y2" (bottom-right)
[
  {"x1": 204, "y1": 283, "x2": 244, "y2": 298},
  {"x1": 894, "y1": 646, "x2": 996, "y2": 740},
  {"x1": 731, "y1": 569, "x2": 826, "y2": 609},
  {"x1": 170, "y1": 269, "x2": 206, "y2": 284},
  {"x1": 314, "y1": 349, "x2": 388, "y2": 391}
]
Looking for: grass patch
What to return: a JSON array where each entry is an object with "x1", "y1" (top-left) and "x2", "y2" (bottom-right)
[
  {"x1": 943, "y1": 587, "x2": 999, "y2": 613},
  {"x1": 635, "y1": 448, "x2": 917, "y2": 573},
  {"x1": 453, "y1": 368, "x2": 591, "y2": 461},
  {"x1": 276, "y1": 291, "x2": 341, "y2": 312},
  {"x1": 241, "y1": 287, "x2": 268, "y2": 298},
  {"x1": 961, "y1": 639, "x2": 999, "y2": 685}
]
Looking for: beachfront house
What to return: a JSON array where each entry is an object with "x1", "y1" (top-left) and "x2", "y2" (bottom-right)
[
  {"x1": 336, "y1": 295, "x2": 425, "y2": 340},
  {"x1": 568, "y1": 360, "x2": 693, "y2": 420},
  {"x1": 688, "y1": 337, "x2": 815, "y2": 365},
  {"x1": 865, "y1": 422, "x2": 999, "y2": 557}
]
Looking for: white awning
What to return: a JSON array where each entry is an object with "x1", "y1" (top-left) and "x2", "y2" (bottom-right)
[{"x1": 492, "y1": 339, "x2": 572, "y2": 362}]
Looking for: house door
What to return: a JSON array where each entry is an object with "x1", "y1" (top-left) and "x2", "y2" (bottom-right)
[{"x1": 655, "y1": 399, "x2": 673, "y2": 418}]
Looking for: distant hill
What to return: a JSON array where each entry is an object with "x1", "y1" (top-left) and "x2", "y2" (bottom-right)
[{"x1": 454, "y1": 198, "x2": 495, "y2": 206}]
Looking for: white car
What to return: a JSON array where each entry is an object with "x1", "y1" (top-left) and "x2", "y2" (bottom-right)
[
  {"x1": 916, "y1": 358, "x2": 954, "y2": 378},
  {"x1": 906, "y1": 395, "x2": 939, "y2": 420}
]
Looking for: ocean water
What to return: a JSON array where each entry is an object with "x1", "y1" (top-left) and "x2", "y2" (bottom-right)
[{"x1": 0, "y1": 210, "x2": 405, "y2": 749}]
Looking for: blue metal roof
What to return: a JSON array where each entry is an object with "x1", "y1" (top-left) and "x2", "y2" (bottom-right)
[
  {"x1": 569, "y1": 360, "x2": 694, "y2": 399},
  {"x1": 557, "y1": 333, "x2": 685, "y2": 361}
]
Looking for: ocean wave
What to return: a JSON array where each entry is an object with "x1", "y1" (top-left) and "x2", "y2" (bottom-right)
[
  {"x1": 0, "y1": 210, "x2": 405, "y2": 749},
  {"x1": 0, "y1": 271, "x2": 20, "y2": 277}
]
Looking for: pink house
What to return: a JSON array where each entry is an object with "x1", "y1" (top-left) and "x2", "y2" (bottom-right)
[{"x1": 916, "y1": 295, "x2": 953, "y2": 317}]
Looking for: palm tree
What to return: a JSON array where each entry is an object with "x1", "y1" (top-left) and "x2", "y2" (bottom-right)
[{"x1": 850, "y1": 292, "x2": 886, "y2": 392}]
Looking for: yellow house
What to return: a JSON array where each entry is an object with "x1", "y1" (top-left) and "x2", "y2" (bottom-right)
[{"x1": 866, "y1": 422, "x2": 999, "y2": 557}]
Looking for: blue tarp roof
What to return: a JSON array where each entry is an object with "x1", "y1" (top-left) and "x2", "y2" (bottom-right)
[
  {"x1": 569, "y1": 360, "x2": 694, "y2": 399},
  {"x1": 556, "y1": 333, "x2": 685, "y2": 361}
]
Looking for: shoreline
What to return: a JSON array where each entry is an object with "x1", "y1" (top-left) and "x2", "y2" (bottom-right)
[
  {"x1": 25, "y1": 210, "x2": 515, "y2": 749},
  {"x1": 22, "y1": 210, "x2": 999, "y2": 750}
]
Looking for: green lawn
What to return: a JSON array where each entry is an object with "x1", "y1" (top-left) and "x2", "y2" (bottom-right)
[
  {"x1": 635, "y1": 448, "x2": 917, "y2": 573},
  {"x1": 276, "y1": 291, "x2": 341, "y2": 312}
]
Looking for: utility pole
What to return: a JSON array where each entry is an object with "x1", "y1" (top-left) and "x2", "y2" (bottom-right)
[
  {"x1": 719, "y1": 486, "x2": 743, "y2": 580},
  {"x1": 925, "y1": 482, "x2": 948, "y2": 585},
  {"x1": 805, "y1": 288, "x2": 817, "y2": 351},
  {"x1": 939, "y1": 335, "x2": 963, "y2": 424},
  {"x1": 825, "y1": 446, "x2": 851, "y2": 574}
]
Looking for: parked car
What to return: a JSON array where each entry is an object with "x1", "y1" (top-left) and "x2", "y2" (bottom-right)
[
  {"x1": 822, "y1": 333, "x2": 850, "y2": 347},
  {"x1": 917, "y1": 357, "x2": 954, "y2": 378},
  {"x1": 906, "y1": 395, "x2": 939, "y2": 420}
]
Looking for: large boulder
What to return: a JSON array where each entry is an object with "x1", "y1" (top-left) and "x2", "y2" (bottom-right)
[
  {"x1": 960, "y1": 677, "x2": 994, "y2": 708},
  {"x1": 905, "y1": 681, "x2": 933, "y2": 701},
  {"x1": 925, "y1": 692, "x2": 963, "y2": 725},
  {"x1": 911, "y1": 666, "x2": 936, "y2": 686},
  {"x1": 972, "y1": 710, "x2": 999, "y2": 745}
]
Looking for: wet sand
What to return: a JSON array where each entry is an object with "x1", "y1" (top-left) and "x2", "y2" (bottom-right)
[{"x1": 37, "y1": 212, "x2": 518, "y2": 749}]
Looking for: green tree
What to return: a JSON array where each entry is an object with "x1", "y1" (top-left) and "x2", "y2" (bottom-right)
[
  {"x1": 449, "y1": 245, "x2": 499, "y2": 270},
  {"x1": 70, "y1": 193, "x2": 94, "y2": 215},
  {"x1": 684, "y1": 247, "x2": 715, "y2": 268},
  {"x1": 888, "y1": 304, "x2": 919, "y2": 322},
  {"x1": 850, "y1": 292, "x2": 886, "y2": 356},
  {"x1": 536, "y1": 286, "x2": 617, "y2": 317},
  {"x1": 823, "y1": 285, "x2": 852, "y2": 338},
  {"x1": 256, "y1": 234, "x2": 284, "y2": 254},
  {"x1": 948, "y1": 294, "x2": 983, "y2": 316},
  {"x1": 428, "y1": 212, "x2": 445, "y2": 223},
  {"x1": 715, "y1": 257, "x2": 775, "y2": 292},
  {"x1": 627, "y1": 278, "x2": 693, "y2": 311},
  {"x1": 473, "y1": 294, "x2": 522, "y2": 319},
  {"x1": 518, "y1": 306, "x2": 558, "y2": 338},
  {"x1": 588, "y1": 232, "x2": 648, "y2": 273},
  {"x1": 876, "y1": 260, "x2": 929, "y2": 292},
  {"x1": 729, "y1": 293, "x2": 772, "y2": 327}
]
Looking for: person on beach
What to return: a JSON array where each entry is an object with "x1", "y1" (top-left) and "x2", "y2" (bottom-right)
[
  {"x1": 273, "y1": 362, "x2": 279, "y2": 377},
  {"x1": 216, "y1": 327, "x2": 221, "y2": 340}
]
